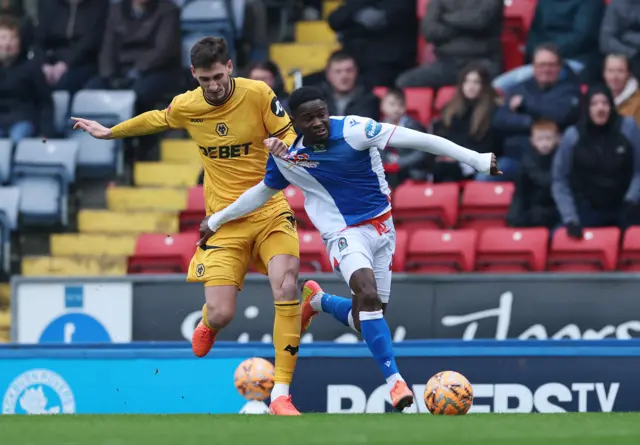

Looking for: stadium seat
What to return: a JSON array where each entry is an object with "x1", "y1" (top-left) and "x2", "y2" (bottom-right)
[
  {"x1": 12, "y1": 138, "x2": 78, "y2": 227},
  {"x1": 323, "y1": 1, "x2": 341, "y2": 19},
  {"x1": 459, "y1": 182, "x2": 514, "y2": 229},
  {"x1": 52, "y1": 91, "x2": 70, "y2": 135},
  {"x1": 181, "y1": 0, "x2": 235, "y2": 58},
  {"x1": 392, "y1": 228, "x2": 408, "y2": 272},
  {"x1": 22, "y1": 256, "x2": 127, "y2": 276},
  {"x1": 270, "y1": 43, "x2": 340, "y2": 91},
  {"x1": 417, "y1": 0, "x2": 429, "y2": 18},
  {"x1": 160, "y1": 139, "x2": 201, "y2": 164},
  {"x1": 476, "y1": 227, "x2": 549, "y2": 272},
  {"x1": 404, "y1": 87, "x2": 434, "y2": 126},
  {"x1": 393, "y1": 182, "x2": 460, "y2": 232},
  {"x1": 433, "y1": 86, "x2": 456, "y2": 118},
  {"x1": 406, "y1": 229, "x2": 477, "y2": 273},
  {"x1": 0, "y1": 186, "x2": 20, "y2": 274},
  {"x1": 373, "y1": 86, "x2": 387, "y2": 99},
  {"x1": 503, "y1": 0, "x2": 537, "y2": 36},
  {"x1": 180, "y1": 185, "x2": 205, "y2": 232},
  {"x1": 70, "y1": 90, "x2": 135, "y2": 176},
  {"x1": 548, "y1": 227, "x2": 620, "y2": 272},
  {"x1": 283, "y1": 185, "x2": 312, "y2": 229},
  {"x1": 295, "y1": 21, "x2": 336, "y2": 44},
  {"x1": 78, "y1": 210, "x2": 179, "y2": 234},
  {"x1": 50, "y1": 233, "x2": 138, "y2": 257},
  {"x1": 134, "y1": 162, "x2": 201, "y2": 187},
  {"x1": 0, "y1": 139, "x2": 11, "y2": 184},
  {"x1": 107, "y1": 187, "x2": 187, "y2": 212},
  {"x1": 128, "y1": 232, "x2": 199, "y2": 274},
  {"x1": 618, "y1": 227, "x2": 640, "y2": 271},
  {"x1": 298, "y1": 230, "x2": 332, "y2": 272}
]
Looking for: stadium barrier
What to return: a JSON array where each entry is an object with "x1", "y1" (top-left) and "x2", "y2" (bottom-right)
[
  {"x1": 0, "y1": 340, "x2": 638, "y2": 414},
  {"x1": 11, "y1": 273, "x2": 640, "y2": 343}
]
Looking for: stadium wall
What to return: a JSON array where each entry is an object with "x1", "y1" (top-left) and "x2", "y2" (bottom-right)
[
  {"x1": 11, "y1": 274, "x2": 640, "y2": 343},
  {"x1": 0, "y1": 341, "x2": 639, "y2": 414}
]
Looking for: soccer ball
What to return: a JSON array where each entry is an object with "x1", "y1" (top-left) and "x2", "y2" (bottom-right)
[
  {"x1": 234, "y1": 357, "x2": 275, "y2": 401},
  {"x1": 424, "y1": 370, "x2": 473, "y2": 415}
]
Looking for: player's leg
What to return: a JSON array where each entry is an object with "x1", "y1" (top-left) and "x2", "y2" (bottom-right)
[
  {"x1": 254, "y1": 212, "x2": 302, "y2": 415},
  {"x1": 187, "y1": 221, "x2": 250, "y2": 357},
  {"x1": 192, "y1": 285, "x2": 238, "y2": 356}
]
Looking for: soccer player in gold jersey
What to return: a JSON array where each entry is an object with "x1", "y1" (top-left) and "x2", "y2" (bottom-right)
[{"x1": 72, "y1": 37, "x2": 302, "y2": 415}]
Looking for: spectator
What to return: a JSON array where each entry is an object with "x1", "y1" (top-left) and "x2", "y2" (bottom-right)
[
  {"x1": 604, "y1": 54, "x2": 640, "y2": 126},
  {"x1": 0, "y1": 0, "x2": 34, "y2": 51},
  {"x1": 492, "y1": 44, "x2": 581, "y2": 181},
  {"x1": 247, "y1": 60, "x2": 289, "y2": 109},
  {"x1": 378, "y1": 88, "x2": 429, "y2": 188},
  {"x1": 88, "y1": 0, "x2": 181, "y2": 114},
  {"x1": 600, "y1": 0, "x2": 640, "y2": 79},
  {"x1": 552, "y1": 85, "x2": 640, "y2": 238},
  {"x1": 0, "y1": 15, "x2": 53, "y2": 144},
  {"x1": 33, "y1": 0, "x2": 109, "y2": 95},
  {"x1": 317, "y1": 50, "x2": 380, "y2": 119},
  {"x1": 328, "y1": 0, "x2": 417, "y2": 87},
  {"x1": 525, "y1": 0, "x2": 605, "y2": 82},
  {"x1": 507, "y1": 120, "x2": 560, "y2": 229},
  {"x1": 396, "y1": 0, "x2": 503, "y2": 89},
  {"x1": 434, "y1": 63, "x2": 500, "y2": 182}
]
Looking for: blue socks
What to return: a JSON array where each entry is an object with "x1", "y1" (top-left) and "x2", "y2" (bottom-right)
[
  {"x1": 319, "y1": 293, "x2": 352, "y2": 327},
  {"x1": 359, "y1": 310, "x2": 400, "y2": 380},
  {"x1": 316, "y1": 293, "x2": 400, "y2": 382}
]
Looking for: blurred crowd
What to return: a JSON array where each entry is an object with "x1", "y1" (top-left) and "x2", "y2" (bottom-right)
[{"x1": 2, "y1": 0, "x2": 640, "y2": 239}]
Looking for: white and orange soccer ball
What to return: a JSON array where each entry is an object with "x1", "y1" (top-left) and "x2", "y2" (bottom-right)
[
  {"x1": 234, "y1": 357, "x2": 275, "y2": 401},
  {"x1": 424, "y1": 370, "x2": 474, "y2": 415}
]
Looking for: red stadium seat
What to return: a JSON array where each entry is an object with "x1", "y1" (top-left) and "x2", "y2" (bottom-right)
[
  {"x1": 298, "y1": 230, "x2": 332, "y2": 272},
  {"x1": 459, "y1": 182, "x2": 514, "y2": 230},
  {"x1": 406, "y1": 229, "x2": 478, "y2": 273},
  {"x1": 476, "y1": 227, "x2": 548, "y2": 272},
  {"x1": 618, "y1": 227, "x2": 640, "y2": 271},
  {"x1": 179, "y1": 185, "x2": 205, "y2": 232},
  {"x1": 393, "y1": 182, "x2": 460, "y2": 232},
  {"x1": 373, "y1": 86, "x2": 388, "y2": 99},
  {"x1": 548, "y1": 227, "x2": 621, "y2": 272},
  {"x1": 433, "y1": 86, "x2": 456, "y2": 118},
  {"x1": 503, "y1": 0, "x2": 537, "y2": 37},
  {"x1": 404, "y1": 87, "x2": 434, "y2": 126},
  {"x1": 501, "y1": 32, "x2": 525, "y2": 72},
  {"x1": 283, "y1": 185, "x2": 312, "y2": 229},
  {"x1": 128, "y1": 232, "x2": 199, "y2": 274},
  {"x1": 392, "y1": 228, "x2": 409, "y2": 272},
  {"x1": 417, "y1": 0, "x2": 429, "y2": 18}
]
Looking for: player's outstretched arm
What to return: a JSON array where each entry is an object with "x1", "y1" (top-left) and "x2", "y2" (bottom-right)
[
  {"x1": 72, "y1": 109, "x2": 172, "y2": 140},
  {"x1": 198, "y1": 181, "x2": 279, "y2": 246},
  {"x1": 387, "y1": 126, "x2": 501, "y2": 175}
]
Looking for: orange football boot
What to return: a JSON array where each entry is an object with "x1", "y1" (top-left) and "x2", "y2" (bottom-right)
[
  {"x1": 269, "y1": 395, "x2": 302, "y2": 416},
  {"x1": 191, "y1": 321, "x2": 217, "y2": 357},
  {"x1": 300, "y1": 280, "x2": 323, "y2": 333},
  {"x1": 390, "y1": 380, "x2": 414, "y2": 411}
]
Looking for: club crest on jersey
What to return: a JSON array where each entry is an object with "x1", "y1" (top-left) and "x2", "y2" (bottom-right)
[
  {"x1": 365, "y1": 120, "x2": 382, "y2": 139},
  {"x1": 216, "y1": 123, "x2": 228, "y2": 137},
  {"x1": 311, "y1": 144, "x2": 326, "y2": 152},
  {"x1": 338, "y1": 237, "x2": 348, "y2": 252}
]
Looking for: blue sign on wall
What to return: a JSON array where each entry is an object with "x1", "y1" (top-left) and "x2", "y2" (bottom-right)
[{"x1": 0, "y1": 341, "x2": 639, "y2": 415}]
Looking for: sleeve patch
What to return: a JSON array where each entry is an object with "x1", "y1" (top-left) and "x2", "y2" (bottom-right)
[
  {"x1": 271, "y1": 96, "x2": 286, "y2": 117},
  {"x1": 365, "y1": 119, "x2": 382, "y2": 139}
]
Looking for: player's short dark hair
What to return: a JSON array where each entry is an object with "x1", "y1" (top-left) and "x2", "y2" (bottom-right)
[
  {"x1": 0, "y1": 15, "x2": 20, "y2": 32},
  {"x1": 327, "y1": 50, "x2": 357, "y2": 68},
  {"x1": 384, "y1": 88, "x2": 405, "y2": 104},
  {"x1": 190, "y1": 36, "x2": 230, "y2": 69},
  {"x1": 288, "y1": 87, "x2": 327, "y2": 115}
]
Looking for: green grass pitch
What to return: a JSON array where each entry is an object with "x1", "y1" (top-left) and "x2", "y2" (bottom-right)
[{"x1": 2, "y1": 413, "x2": 640, "y2": 445}]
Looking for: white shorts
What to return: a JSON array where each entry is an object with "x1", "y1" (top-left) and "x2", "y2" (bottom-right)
[{"x1": 324, "y1": 215, "x2": 395, "y2": 303}]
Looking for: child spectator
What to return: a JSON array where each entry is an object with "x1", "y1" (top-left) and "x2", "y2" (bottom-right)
[{"x1": 507, "y1": 119, "x2": 560, "y2": 228}]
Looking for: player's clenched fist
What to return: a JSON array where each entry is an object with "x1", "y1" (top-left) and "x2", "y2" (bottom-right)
[
  {"x1": 71, "y1": 117, "x2": 113, "y2": 139},
  {"x1": 489, "y1": 153, "x2": 502, "y2": 176},
  {"x1": 264, "y1": 137, "x2": 288, "y2": 157}
]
